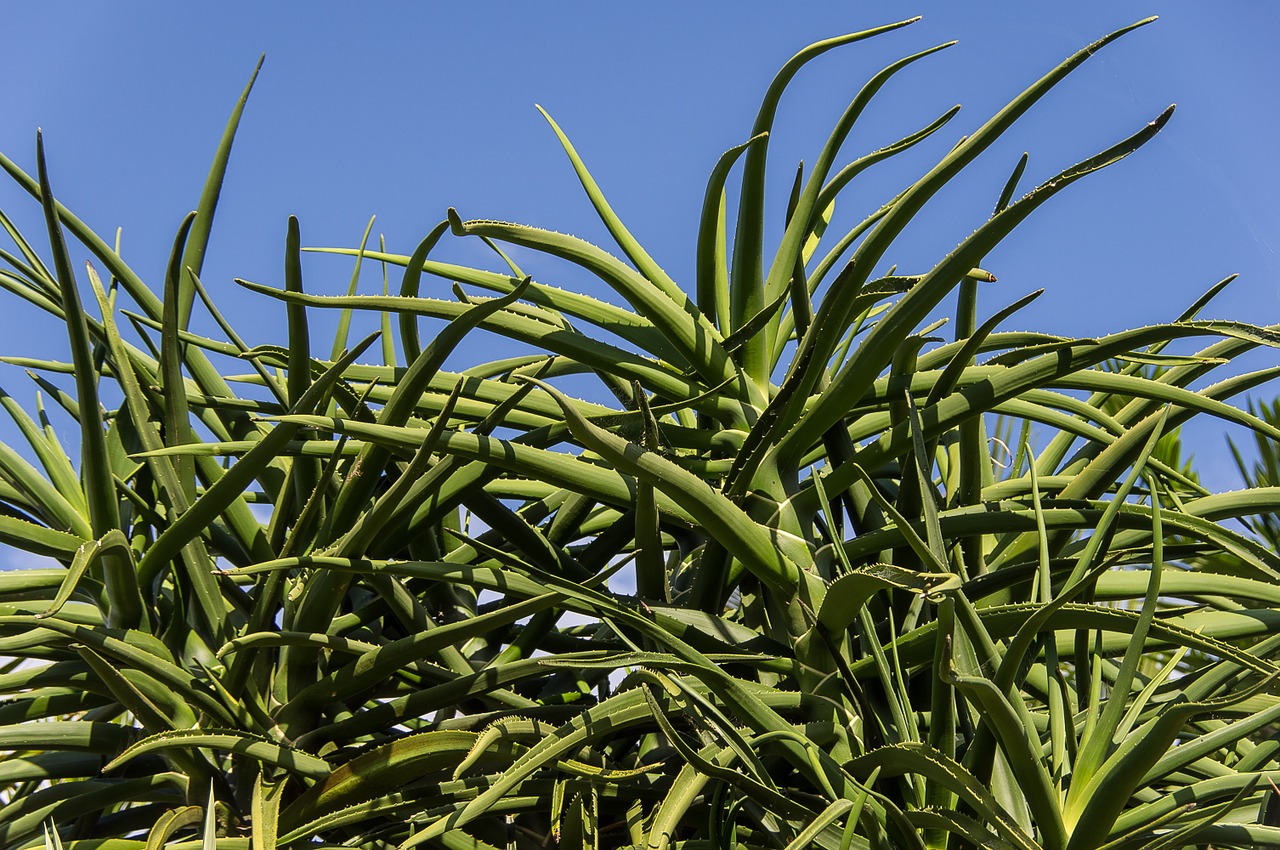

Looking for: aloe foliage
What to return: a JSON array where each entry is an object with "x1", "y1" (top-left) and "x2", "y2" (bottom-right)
[{"x1": 3, "y1": 16, "x2": 1280, "y2": 850}]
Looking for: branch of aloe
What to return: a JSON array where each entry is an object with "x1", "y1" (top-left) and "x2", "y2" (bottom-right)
[
  {"x1": 758, "y1": 41, "x2": 957, "y2": 359},
  {"x1": 307, "y1": 246, "x2": 677, "y2": 361},
  {"x1": 778, "y1": 102, "x2": 1175, "y2": 473},
  {"x1": 0, "y1": 426, "x2": 90, "y2": 539},
  {"x1": 233, "y1": 278, "x2": 736, "y2": 419},
  {"x1": 324, "y1": 278, "x2": 532, "y2": 540},
  {"x1": 770, "y1": 107, "x2": 963, "y2": 356},
  {"x1": 448, "y1": 213, "x2": 745, "y2": 401},
  {"x1": 537, "y1": 106, "x2": 703, "y2": 318},
  {"x1": 1034, "y1": 321, "x2": 1280, "y2": 474},
  {"x1": 773, "y1": 20, "x2": 1159, "y2": 459},
  {"x1": 522, "y1": 377, "x2": 804, "y2": 600},
  {"x1": 0, "y1": 207, "x2": 56, "y2": 291},
  {"x1": 4, "y1": 16, "x2": 1279, "y2": 848},
  {"x1": 0, "y1": 68, "x2": 267, "y2": 445},
  {"x1": 800, "y1": 319, "x2": 1278, "y2": 520},
  {"x1": 730, "y1": 17, "x2": 923, "y2": 384},
  {"x1": 160, "y1": 214, "x2": 199, "y2": 508}
]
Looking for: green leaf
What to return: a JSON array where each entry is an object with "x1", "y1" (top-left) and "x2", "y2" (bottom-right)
[
  {"x1": 815, "y1": 564, "x2": 960, "y2": 633},
  {"x1": 35, "y1": 133, "x2": 143, "y2": 630},
  {"x1": 696, "y1": 133, "x2": 766, "y2": 333},
  {"x1": 36, "y1": 529, "x2": 133, "y2": 620},
  {"x1": 250, "y1": 772, "x2": 283, "y2": 850},
  {"x1": 160, "y1": 212, "x2": 198, "y2": 505},
  {"x1": 145, "y1": 807, "x2": 203, "y2": 850},
  {"x1": 846, "y1": 744, "x2": 1040, "y2": 850},
  {"x1": 782, "y1": 102, "x2": 1175, "y2": 470},
  {"x1": 177, "y1": 56, "x2": 263, "y2": 328},
  {"x1": 330, "y1": 215, "x2": 377, "y2": 360},
  {"x1": 105, "y1": 730, "x2": 330, "y2": 780}
]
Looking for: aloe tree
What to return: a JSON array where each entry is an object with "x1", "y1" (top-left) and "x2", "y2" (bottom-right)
[{"x1": 1, "y1": 15, "x2": 1280, "y2": 850}]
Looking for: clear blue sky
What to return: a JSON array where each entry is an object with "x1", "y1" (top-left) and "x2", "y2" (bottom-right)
[{"x1": 0, "y1": 4, "x2": 1276, "y2": 493}]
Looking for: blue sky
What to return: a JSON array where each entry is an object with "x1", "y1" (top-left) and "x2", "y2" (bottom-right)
[{"x1": 0, "y1": 4, "x2": 1276, "y2": 496}]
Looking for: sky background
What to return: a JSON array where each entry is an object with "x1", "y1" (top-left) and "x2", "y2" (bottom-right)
[{"x1": 0, "y1": 3, "x2": 1276, "y2": 556}]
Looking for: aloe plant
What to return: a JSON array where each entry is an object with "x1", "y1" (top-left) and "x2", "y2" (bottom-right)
[{"x1": 2, "y1": 15, "x2": 1280, "y2": 850}]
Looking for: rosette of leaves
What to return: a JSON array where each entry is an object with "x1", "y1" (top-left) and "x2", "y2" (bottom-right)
[{"x1": 0, "y1": 15, "x2": 1279, "y2": 850}]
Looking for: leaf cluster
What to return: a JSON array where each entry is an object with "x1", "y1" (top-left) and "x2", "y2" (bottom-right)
[{"x1": 0, "y1": 16, "x2": 1278, "y2": 850}]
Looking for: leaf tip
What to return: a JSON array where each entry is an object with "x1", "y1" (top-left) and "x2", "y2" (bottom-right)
[
  {"x1": 35, "y1": 130, "x2": 48, "y2": 175},
  {"x1": 247, "y1": 54, "x2": 266, "y2": 85}
]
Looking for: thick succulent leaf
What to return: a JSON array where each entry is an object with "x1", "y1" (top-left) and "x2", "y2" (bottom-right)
[
  {"x1": 3, "y1": 18, "x2": 1278, "y2": 849},
  {"x1": 175, "y1": 56, "x2": 262, "y2": 327},
  {"x1": 0, "y1": 437, "x2": 90, "y2": 539},
  {"x1": 105, "y1": 730, "x2": 330, "y2": 780},
  {"x1": 760, "y1": 41, "x2": 956, "y2": 325},
  {"x1": 325, "y1": 278, "x2": 531, "y2": 540},
  {"x1": 145, "y1": 807, "x2": 203, "y2": 850},
  {"x1": 815, "y1": 564, "x2": 960, "y2": 633},
  {"x1": 0, "y1": 387, "x2": 87, "y2": 523},
  {"x1": 696, "y1": 133, "x2": 766, "y2": 332},
  {"x1": 0, "y1": 616, "x2": 237, "y2": 725},
  {"x1": 35, "y1": 133, "x2": 143, "y2": 629}
]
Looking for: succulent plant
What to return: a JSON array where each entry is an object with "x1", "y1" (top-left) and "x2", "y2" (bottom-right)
[{"x1": 0, "y1": 14, "x2": 1279, "y2": 850}]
